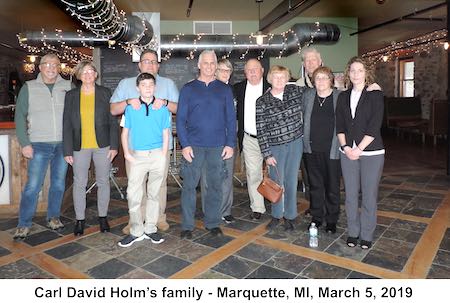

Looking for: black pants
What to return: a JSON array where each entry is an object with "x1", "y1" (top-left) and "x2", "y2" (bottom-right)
[{"x1": 304, "y1": 152, "x2": 340, "y2": 224}]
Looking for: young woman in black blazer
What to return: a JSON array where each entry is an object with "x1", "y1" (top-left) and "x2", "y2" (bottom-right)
[{"x1": 336, "y1": 57, "x2": 384, "y2": 249}]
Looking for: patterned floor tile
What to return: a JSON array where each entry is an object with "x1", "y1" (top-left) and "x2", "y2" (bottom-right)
[
  {"x1": 0, "y1": 245, "x2": 11, "y2": 257},
  {"x1": 301, "y1": 261, "x2": 351, "y2": 279},
  {"x1": 196, "y1": 270, "x2": 234, "y2": 279},
  {"x1": 119, "y1": 268, "x2": 160, "y2": 279},
  {"x1": 142, "y1": 255, "x2": 191, "y2": 278},
  {"x1": 246, "y1": 265, "x2": 296, "y2": 279},
  {"x1": 23, "y1": 230, "x2": 61, "y2": 246},
  {"x1": 0, "y1": 259, "x2": 54, "y2": 279},
  {"x1": 87, "y1": 258, "x2": 135, "y2": 279},
  {"x1": 432, "y1": 249, "x2": 450, "y2": 268},
  {"x1": 62, "y1": 249, "x2": 113, "y2": 273},
  {"x1": 117, "y1": 246, "x2": 165, "y2": 267},
  {"x1": 194, "y1": 232, "x2": 234, "y2": 249},
  {"x1": 347, "y1": 271, "x2": 379, "y2": 279},
  {"x1": 212, "y1": 255, "x2": 260, "y2": 278},
  {"x1": 265, "y1": 251, "x2": 313, "y2": 274},
  {"x1": 45, "y1": 242, "x2": 89, "y2": 260},
  {"x1": 390, "y1": 219, "x2": 427, "y2": 233},
  {"x1": 236, "y1": 243, "x2": 279, "y2": 263},
  {"x1": 169, "y1": 241, "x2": 214, "y2": 262},
  {"x1": 427, "y1": 264, "x2": 450, "y2": 278},
  {"x1": 362, "y1": 249, "x2": 408, "y2": 272}
]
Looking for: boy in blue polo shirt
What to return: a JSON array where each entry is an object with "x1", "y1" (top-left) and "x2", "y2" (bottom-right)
[{"x1": 118, "y1": 73, "x2": 170, "y2": 247}]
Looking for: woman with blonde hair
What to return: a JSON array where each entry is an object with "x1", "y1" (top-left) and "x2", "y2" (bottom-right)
[
  {"x1": 63, "y1": 60, "x2": 119, "y2": 236},
  {"x1": 256, "y1": 65, "x2": 305, "y2": 231}
]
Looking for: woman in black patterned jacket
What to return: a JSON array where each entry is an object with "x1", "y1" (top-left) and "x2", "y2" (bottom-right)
[{"x1": 256, "y1": 65, "x2": 305, "y2": 231}]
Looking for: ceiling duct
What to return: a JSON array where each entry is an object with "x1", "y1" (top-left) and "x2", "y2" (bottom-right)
[
  {"x1": 20, "y1": 22, "x2": 340, "y2": 57},
  {"x1": 56, "y1": 0, "x2": 153, "y2": 46}
]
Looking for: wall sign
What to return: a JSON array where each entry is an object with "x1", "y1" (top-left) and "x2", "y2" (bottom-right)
[{"x1": 0, "y1": 135, "x2": 10, "y2": 205}]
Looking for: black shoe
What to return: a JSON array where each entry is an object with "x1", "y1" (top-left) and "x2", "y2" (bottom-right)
[
  {"x1": 180, "y1": 230, "x2": 193, "y2": 239},
  {"x1": 206, "y1": 227, "x2": 223, "y2": 236},
  {"x1": 266, "y1": 217, "x2": 280, "y2": 230},
  {"x1": 307, "y1": 220, "x2": 322, "y2": 231},
  {"x1": 250, "y1": 212, "x2": 262, "y2": 220},
  {"x1": 222, "y1": 215, "x2": 235, "y2": 224},
  {"x1": 118, "y1": 234, "x2": 146, "y2": 248},
  {"x1": 346, "y1": 236, "x2": 358, "y2": 248},
  {"x1": 145, "y1": 232, "x2": 165, "y2": 244},
  {"x1": 73, "y1": 220, "x2": 85, "y2": 236},
  {"x1": 325, "y1": 223, "x2": 337, "y2": 234},
  {"x1": 360, "y1": 240, "x2": 372, "y2": 250},
  {"x1": 283, "y1": 218, "x2": 295, "y2": 231},
  {"x1": 98, "y1": 216, "x2": 110, "y2": 233}
]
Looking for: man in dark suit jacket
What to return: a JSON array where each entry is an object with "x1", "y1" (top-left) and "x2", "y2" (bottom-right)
[{"x1": 233, "y1": 59, "x2": 270, "y2": 220}]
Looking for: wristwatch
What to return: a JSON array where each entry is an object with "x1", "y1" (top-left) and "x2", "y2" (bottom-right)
[
  {"x1": 125, "y1": 99, "x2": 130, "y2": 105},
  {"x1": 340, "y1": 144, "x2": 349, "y2": 149},
  {"x1": 164, "y1": 99, "x2": 169, "y2": 106}
]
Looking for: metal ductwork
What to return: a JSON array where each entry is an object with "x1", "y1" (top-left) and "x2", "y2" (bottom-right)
[
  {"x1": 56, "y1": 0, "x2": 153, "y2": 46},
  {"x1": 161, "y1": 23, "x2": 340, "y2": 57},
  {"x1": 20, "y1": 23, "x2": 340, "y2": 57}
]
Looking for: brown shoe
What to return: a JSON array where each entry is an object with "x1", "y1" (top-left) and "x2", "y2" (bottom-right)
[
  {"x1": 122, "y1": 223, "x2": 130, "y2": 235},
  {"x1": 157, "y1": 221, "x2": 170, "y2": 231}
]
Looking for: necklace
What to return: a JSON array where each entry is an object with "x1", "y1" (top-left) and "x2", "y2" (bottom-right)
[{"x1": 317, "y1": 95, "x2": 328, "y2": 107}]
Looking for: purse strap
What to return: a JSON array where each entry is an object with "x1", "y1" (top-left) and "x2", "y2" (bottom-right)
[{"x1": 263, "y1": 164, "x2": 281, "y2": 184}]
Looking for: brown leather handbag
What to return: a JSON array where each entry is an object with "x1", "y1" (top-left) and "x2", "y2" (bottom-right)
[{"x1": 257, "y1": 165, "x2": 284, "y2": 203}]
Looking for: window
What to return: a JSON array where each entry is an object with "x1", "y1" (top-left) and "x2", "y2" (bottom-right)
[
  {"x1": 399, "y1": 59, "x2": 414, "y2": 97},
  {"x1": 193, "y1": 21, "x2": 232, "y2": 35}
]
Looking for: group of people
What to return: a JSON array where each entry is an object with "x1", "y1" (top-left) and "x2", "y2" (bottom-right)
[{"x1": 12, "y1": 46, "x2": 384, "y2": 250}]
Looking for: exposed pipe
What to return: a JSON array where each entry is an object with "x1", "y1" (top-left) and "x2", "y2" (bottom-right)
[
  {"x1": 350, "y1": 2, "x2": 446, "y2": 36},
  {"x1": 19, "y1": 23, "x2": 340, "y2": 57},
  {"x1": 57, "y1": 0, "x2": 153, "y2": 46}
]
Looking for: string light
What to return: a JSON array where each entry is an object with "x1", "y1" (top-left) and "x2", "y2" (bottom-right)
[{"x1": 362, "y1": 29, "x2": 447, "y2": 66}]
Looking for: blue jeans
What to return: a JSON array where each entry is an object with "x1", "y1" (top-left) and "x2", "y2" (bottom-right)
[
  {"x1": 180, "y1": 146, "x2": 225, "y2": 231},
  {"x1": 269, "y1": 137, "x2": 303, "y2": 220},
  {"x1": 18, "y1": 142, "x2": 68, "y2": 227}
]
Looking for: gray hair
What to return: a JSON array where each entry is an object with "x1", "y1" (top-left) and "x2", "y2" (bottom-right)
[
  {"x1": 217, "y1": 58, "x2": 233, "y2": 72},
  {"x1": 73, "y1": 60, "x2": 98, "y2": 80},
  {"x1": 198, "y1": 50, "x2": 217, "y2": 64},
  {"x1": 301, "y1": 47, "x2": 322, "y2": 61},
  {"x1": 40, "y1": 53, "x2": 60, "y2": 64}
]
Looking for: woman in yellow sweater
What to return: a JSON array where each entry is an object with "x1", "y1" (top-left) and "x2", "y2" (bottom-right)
[{"x1": 63, "y1": 60, "x2": 119, "y2": 235}]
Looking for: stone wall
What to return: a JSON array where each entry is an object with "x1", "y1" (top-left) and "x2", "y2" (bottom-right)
[{"x1": 374, "y1": 47, "x2": 448, "y2": 119}]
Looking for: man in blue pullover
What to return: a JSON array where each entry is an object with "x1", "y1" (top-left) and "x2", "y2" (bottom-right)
[{"x1": 176, "y1": 50, "x2": 236, "y2": 239}]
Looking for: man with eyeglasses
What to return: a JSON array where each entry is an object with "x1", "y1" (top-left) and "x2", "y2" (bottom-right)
[
  {"x1": 13, "y1": 53, "x2": 72, "y2": 240},
  {"x1": 110, "y1": 49, "x2": 178, "y2": 233}
]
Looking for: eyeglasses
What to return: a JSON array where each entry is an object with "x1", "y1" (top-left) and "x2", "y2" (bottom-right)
[
  {"x1": 315, "y1": 76, "x2": 330, "y2": 81},
  {"x1": 217, "y1": 68, "x2": 232, "y2": 73},
  {"x1": 82, "y1": 69, "x2": 96, "y2": 75},
  {"x1": 140, "y1": 59, "x2": 158, "y2": 65},
  {"x1": 40, "y1": 63, "x2": 59, "y2": 68}
]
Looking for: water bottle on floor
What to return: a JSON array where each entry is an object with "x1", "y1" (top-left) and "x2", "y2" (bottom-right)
[{"x1": 309, "y1": 222, "x2": 318, "y2": 248}]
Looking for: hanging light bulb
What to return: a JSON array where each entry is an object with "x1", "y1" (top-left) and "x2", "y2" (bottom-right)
[
  {"x1": 254, "y1": 0, "x2": 267, "y2": 46},
  {"x1": 29, "y1": 55, "x2": 36, "y2": 63},
  {"x1": 254, "y1": 31, "x2": 267, "y2": 45},
  {"x1": 443, "y1": 42, "x2": 449, "y2": 50}
]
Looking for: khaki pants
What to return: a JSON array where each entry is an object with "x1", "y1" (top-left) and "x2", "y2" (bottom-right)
[
  {"x1": 126, "y1": 152, "x2": 170, "y2": 224},
  {"x1": 242, "y1": 134, "x2": 266, "y2": 214},
  {"x1": 126, "y1": 149, "x2": 166, "y2": 236}
]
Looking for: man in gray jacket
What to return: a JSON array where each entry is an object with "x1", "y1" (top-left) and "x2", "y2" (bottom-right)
[{"x1": 13, "y1": 53, "x2": 72, "y2": 240}]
